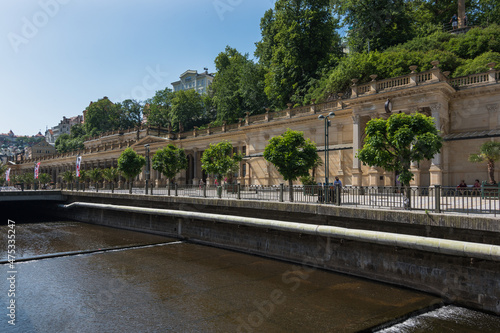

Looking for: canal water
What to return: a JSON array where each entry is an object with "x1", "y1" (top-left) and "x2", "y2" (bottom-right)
[{"x1": 1, "y1": 221, "x2": 499, "y2": 333}]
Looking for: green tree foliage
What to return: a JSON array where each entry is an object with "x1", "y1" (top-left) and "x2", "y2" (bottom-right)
[
  {"x1": 144, "y1": 88, "x2": 174, "y2": 127},
  {"x1": 77, "y1": 169, "x2": 88, "y2": 185},
  {"x1": 468, "y1": 141, "x2": 500, "y2": 184},
  {"x1": 102, "y1": 167, "x2": 121, "y2": 193},
  {"x1": 263, "y1": 129, "x2": 320, "y2": 202},
  {"x1": 0, "y1": 163, "x2": 8, "y2": 179},
  {"x1": 22, "y1": 172, "x2": 35, "y2": 188},
  {"x1": 473, "y1": 0, "x2": 500, "y2": 26},
  {"x1": 152, "y1": 144, "x2": 188, "y2": 185},
  {"x1": 454, "y1": 51, "x2": 500, "y2": 76},
  {"x1": 118, "y1": 99, "x2": 143, "y2": 129},
  {"x1": 118, "y1": 148, "x2": 146, "y2": 193},
  {"x1": 83, "y1": 97, "x2": 121, "y2": 136},
  {"x1": 357, "y1": 112, "x2": 443, "y2": 187},
  {"x1": 55, "y1": 133, "x2": 85, "y2": 153},
  {"x1": 60, "y1": 170, "x2": 75, "y2": 189},
  {"x1": 170, "y1": 89, "x2": 205, "y2": 131},
  {"x1": 88, "y1": 168, "x2": 103, "y2": 190},
  {"x1": 201, "y1": 141, "x2": 243, "y2": 184},
  {"x1": 309, "y1": 25, "x2": 500, "y2": 101},
  {"x1": 255, "y1": 0, "x2": 341, "y2": 107},
  {"x1": 333, "y1": 0, "x2": 414, "y2": 53},
  {"x1": 38, "y1": 173, "x2": 51, "y2": 187},
  {"x1": 211, "y1": 46, "x2": 269, "y2": 124}
]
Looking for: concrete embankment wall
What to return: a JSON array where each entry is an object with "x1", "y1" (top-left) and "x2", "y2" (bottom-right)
[{"x1": 56, "y1": 192, "x2": 500, "y2": 315}]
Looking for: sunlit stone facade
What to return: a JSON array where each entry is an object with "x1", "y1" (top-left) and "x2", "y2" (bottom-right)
[{"x1": 14, "y1": 63, "x2": 500, "y2": 188}]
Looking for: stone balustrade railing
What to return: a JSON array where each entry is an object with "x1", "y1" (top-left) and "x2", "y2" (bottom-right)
[
  {"x1": 353, "y1": 63, "x2": 498, "y2": 98},
  {"x1": 449, "y1": 72, "x2": 490, "y2": 87}
]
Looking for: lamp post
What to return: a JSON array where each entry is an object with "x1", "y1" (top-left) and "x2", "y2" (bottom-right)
[
  {"x1": 318, "y1": 112, "x2": 335, "y2": 202},
  {"x1": 144, "y1": 144, "x2": 150, "y2": 195}
]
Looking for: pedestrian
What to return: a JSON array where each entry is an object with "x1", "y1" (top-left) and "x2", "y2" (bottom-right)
[
  {"x1": 450, "y1": 14, "x2": 458, "y2": 30},
  {"x1": 463, "y1": 14, "x2": 468, "y2": 27},
  {"x1": 333, "y1": 176, "x2": 342, "y2": 187}
]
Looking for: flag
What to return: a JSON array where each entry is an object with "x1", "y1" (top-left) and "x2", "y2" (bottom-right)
[
  {"x1": 34, "y1": 162, "x2": 40, "y2": 179},
  {"x1": 5, "y1": 168, "x2": 10, "y2": 182},
  {"x1": 76, "y1": 156, "x2": 82, "y2": 177}
]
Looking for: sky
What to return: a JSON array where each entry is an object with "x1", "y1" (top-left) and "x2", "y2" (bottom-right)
[{"x1": 0, "y1": 0, "x2": 276, "y2": 136}]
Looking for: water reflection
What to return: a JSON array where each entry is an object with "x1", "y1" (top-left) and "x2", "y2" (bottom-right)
[{"x1": 1, "y1": 222, "x2": 499, "y2": 332}]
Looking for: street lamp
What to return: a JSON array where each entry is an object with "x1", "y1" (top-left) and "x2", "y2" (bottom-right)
[
  {"x1": 144, "y1": 144, "x2": 150, "y2": 195},
  {"x1": 318, "y1": 112, "x2": 335, "y2": 202}
]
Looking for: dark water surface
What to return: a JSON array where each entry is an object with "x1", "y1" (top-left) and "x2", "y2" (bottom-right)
[{"x1": 1, "y1": 222, "x2": 499, "y2": 333}]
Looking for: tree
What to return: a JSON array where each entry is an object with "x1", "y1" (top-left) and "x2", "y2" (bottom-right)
[
  {"x1": 77, "y1": 169, "x2": 88, "y2": 190},
  {"x1": 60, "y1": 170, "x2": 75, "y2": 190},
  {"x1": 263, "y1": 129, "x2": 321, "y2": 202},
  {"x1": 357, "y1": 112, "x2": 443, "y2": 206},
  {"x1": 201, "y1": 141, "x2": 243, "y2": 185},
  {"x1": 255, "y1": 0, "x2": 341, "y2": 107},
  {"x1": 144, "y1": 88, "x2": 174, "y2": 127},
  {"x1": 468, "y1": 141, "x2": 500, "y2": 184},
  {"x1": 170, "y1": 89, "x2": 205, "y2": 131},
  {"x1": 83, "y1": 97, "x2": 121, "y2": 136},
  {"x1": 333, "y1": 0, "x2": 414, "y2": 53},
  {"x1": 38, "y1": 173, "x2": 51, "y2": 189},
  {"x1": 118, "y1": 148, "x2": 146, "y2": 193},
  {"x1": 152, "y1": 144, "x2": 188, "y2": 191},
  {"x1": 118, "y1": 99, "x2": 143, "y2": 130},
  {"x1": 88, "y1": 168, "x2": 103, "y2": 192},
  {"x1": 211, "y1": 46, "x2": 269, "y2": 123},
  {"x1": 102, "y1": 167, "x2": 121, "y2": 193},
  {"x1": 55, "y1": 133, "x2": 85, "y2": 153},
  {"x1": 0, "y1": 163, "x2": 8, "y2": 186}
]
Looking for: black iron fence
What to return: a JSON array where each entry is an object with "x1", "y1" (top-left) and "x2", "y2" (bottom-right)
[{"x1": 12, "y1": 183, "x2": 500, "y2": 216}]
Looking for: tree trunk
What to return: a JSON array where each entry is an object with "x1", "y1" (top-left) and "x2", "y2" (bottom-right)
[
  {"x1": 288, "y1": 179, "x2": 294, "y2": 202},
  {"x1": 488, "y1": 160, "x2": 495, "y2": 184}
]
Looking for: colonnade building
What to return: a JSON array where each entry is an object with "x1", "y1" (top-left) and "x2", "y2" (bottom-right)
[{"x1": 14, "y1": 62, "x2": 500, "y2": 188}]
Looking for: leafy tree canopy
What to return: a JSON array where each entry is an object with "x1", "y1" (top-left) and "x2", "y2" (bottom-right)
[
  {"x1": 152, "y1": 144, "x2": 188, "y2": 181},
  {"x1": 468, "y1": 141, "x2": 500, "y2": 184},
  {"x1": 255, "y1": 0, "x2": 342, "y2": 108},
  {"x1": 357, "y1": 112, "x2": 443, "y2": 186},
  {"x1": 333, "y1": 0, "x2": 414, "y2": 53},
  {"x1": 83, "y1": 97, "x2": 121, "y2": 136},
  {"x1": 263, "y1": 129, "x2": 320, "y2": 201},
  {"x1": 170, "y1": 89, "x2": 206, "y2": 132},
  {"x1": 201, "y1": 140, "x2": 243, "y2": 183},
  {"x1": 117, "y1": 148, "x2": 146, "y2": 180},
  {"x1": 144, "y1": 88, "x2": 174, "y2": 127},
  {"x1": 210, "y1": 46, "x2": 269, "y2": 124},
  {"x1": 309, "y1": 24, "x2": 500, "y2": 102}
]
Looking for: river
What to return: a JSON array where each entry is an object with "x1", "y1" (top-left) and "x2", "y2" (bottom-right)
[{"x1": 1, "y1": 221, "x2": 499, "y2": 332}]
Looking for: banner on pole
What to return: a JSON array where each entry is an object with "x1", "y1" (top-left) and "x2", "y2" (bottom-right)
[
  {"x1": 76, "y1": 156, "x2": 82, "y2": 177},
  {"x1": 34, "y1": 162, "x2": 40, "y2": 179},
  {"x1": 5, "y1": 168, "x2": 10, "y2": 182}
]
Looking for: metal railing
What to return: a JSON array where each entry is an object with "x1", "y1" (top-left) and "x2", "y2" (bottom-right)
[{"x1": 47, "y1": 183, "x2": 500, "y2": 216}]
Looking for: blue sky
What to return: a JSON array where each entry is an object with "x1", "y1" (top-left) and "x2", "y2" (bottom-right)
[{"x1": 0, "y1": 0, "x2": 275, "y2": 136}]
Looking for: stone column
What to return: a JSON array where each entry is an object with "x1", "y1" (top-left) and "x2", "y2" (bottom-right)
[
  {"x1": 410, "y1": 160, "x2": 421, "y2": 187},
  {"x1": 192, "y1": 150, "x2": 198, "y2": 185},
  {"x1": 429, "y1": 103, "x2": 443, "y2": 185},
  {"x1": 351, "y1": 114, "x2": 362, "y2": 186}
]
